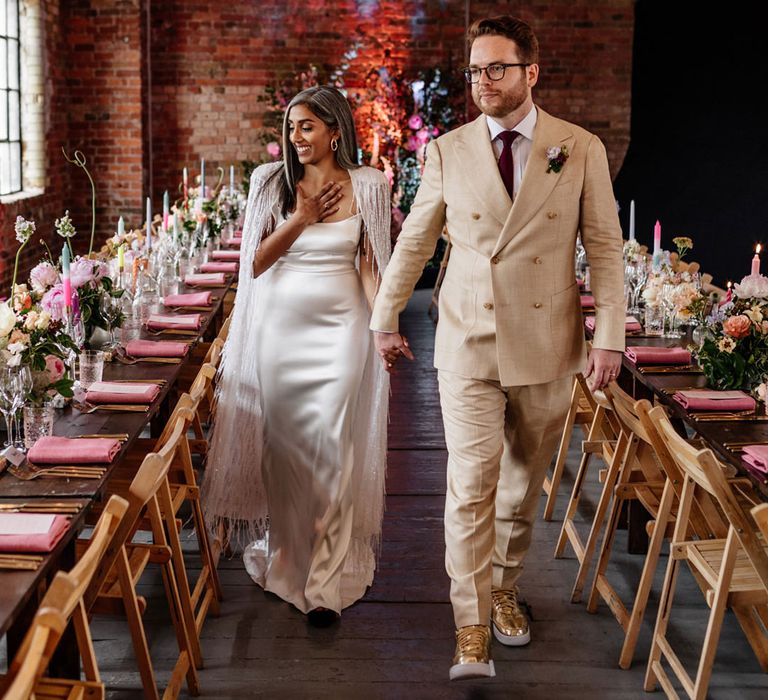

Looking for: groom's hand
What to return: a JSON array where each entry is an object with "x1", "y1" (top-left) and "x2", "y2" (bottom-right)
[
  {"x1": 374, "y1": 331, "x2": 415, "y2": 373},
  {"x1": 585, "y1": 348, "x2": 622, "y2": 391}
]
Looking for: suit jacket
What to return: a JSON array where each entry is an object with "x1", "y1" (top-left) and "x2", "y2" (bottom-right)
[{"x1": 370, "y1": 107, "x2": 625, "y2": 386}]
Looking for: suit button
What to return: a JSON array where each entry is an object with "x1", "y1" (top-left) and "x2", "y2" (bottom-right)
[
  {"x1": 472, "y1": 212, "x2": 481, "y2": 220},
  {"x1": 534, "y1": 302, "x2": 542, "y2": 309},
  {"x1": 547, "y1": 211, "x2": 557, "y2": 219},
  {"x1": 533, "y1": 256, "x2": 542, "y2": 264},
  {"x1": 491, "y1": 256, "x2": 500, "y2": 265},
  {"x1": 483, "y1": 302, "x2": 494, "y2": 310}
]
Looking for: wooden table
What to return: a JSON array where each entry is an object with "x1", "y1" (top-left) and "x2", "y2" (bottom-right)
[{"x1": 0, "y1": 276, "x2": 233, "y2": 672}]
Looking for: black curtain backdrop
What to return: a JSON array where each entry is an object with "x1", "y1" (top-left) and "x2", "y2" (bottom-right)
[{"x1": 613, "y1": 0, "x2": 768, "y2": 287}]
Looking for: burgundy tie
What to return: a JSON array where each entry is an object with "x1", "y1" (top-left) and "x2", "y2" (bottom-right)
[{"x1": 497, "y1": 130, "x2": 519, "y2": 200}]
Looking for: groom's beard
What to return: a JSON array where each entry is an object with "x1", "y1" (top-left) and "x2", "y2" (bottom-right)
[{"x1": 473, "y1": 81, "x2": 528, "y2": 119}]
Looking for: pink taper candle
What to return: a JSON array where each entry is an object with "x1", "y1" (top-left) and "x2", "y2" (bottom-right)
[
  {"x1": 653, "y1": 220, "x2": 661, "y2": 256},
  {"x1": 61, "y1": 244, "x2": 71, "y2": 308},
  {"x1": 752, "y1": 244, "x2": 762, "y2": 276}
]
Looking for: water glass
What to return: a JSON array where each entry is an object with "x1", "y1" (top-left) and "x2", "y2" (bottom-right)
[
  {"x1": 23, "y1": 405, "x2": 55, "y2": 449},
  {"x1": 644, "y1": 306, "x2": 664, "y2": 336},
  {"x1": 78, "y1": 350, "x2": 105, "y2": 389}
]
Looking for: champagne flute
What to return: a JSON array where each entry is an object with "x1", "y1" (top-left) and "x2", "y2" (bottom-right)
[
  {"x1": 0, "y1": 368, "x2": 24, "y2": 449},
  {"x1": 100, "y1": 291, "x2": 122, "y2": 350},
  {"x1": 13, "y1": 366, "x2": 33, "y2": 449}
]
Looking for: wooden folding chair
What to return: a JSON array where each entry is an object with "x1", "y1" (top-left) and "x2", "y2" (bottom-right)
[
  {"x1": 542, "y1": 373, "x2": 596, "y2": 521},
  {"x1": 553, "y1": 385, "x2": 625, "y2": 603},
  {"x1": 1, "y1": 494, "x2": 129, "y2": 700},
  {"x1": 646, "y1": 406, "x2": 768, "y2": 698},
  {"x1": 82, "y1": 436, "x2": 201, "y2": 699}
]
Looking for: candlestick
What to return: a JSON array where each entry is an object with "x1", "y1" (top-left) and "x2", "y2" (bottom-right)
[
  {"x1": 230, "y1": 164, "x2": 235, "y2": 192},
  {"x1": 752, "y1": 244, "x2": 762, "y2": 276},
  {"x1": 173, "y1": 211, "x2": 179, "y2": 238},
  {"x1": 200, "y1": 158, "x2": 206, "y2": 202},
  {"x1": 629, "y1": 200, "x2": 635, "y2": 241},
  {"x1": 117, "y1": 215, "x2": 125, "y2": 237},
  {"x1": 145, "y1": 196, "x2": 152, "y2": 251},
  {"x1": 62, "y1": 245, "x2": 71, "y2": 308},
  {"x1": 727, "y1": 280, "x2": 733, "y2": 302}
]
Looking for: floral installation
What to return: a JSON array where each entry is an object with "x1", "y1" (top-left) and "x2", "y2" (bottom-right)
[
  {"x1": 546, "y1": 145, "x2": 569, "y2": 174},
  {"x1": 695, "y1": 273, "x2": 768, "y2": 390},
  {"x1": 623, "y1": 239, "x2": 642, "y2": 262}
]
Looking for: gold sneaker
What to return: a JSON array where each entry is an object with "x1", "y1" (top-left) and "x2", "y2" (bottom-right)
[
  {"x1": 449, "y1": 624, "x2": 495, "y2": 681},
  {"x1": 491, "y1": 587, "x2": 531, "y2": 646}
]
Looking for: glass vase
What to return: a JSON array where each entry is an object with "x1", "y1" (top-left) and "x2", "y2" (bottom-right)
[{"x1": 23, "y1": 404, "x2": 55, "y2": 449}]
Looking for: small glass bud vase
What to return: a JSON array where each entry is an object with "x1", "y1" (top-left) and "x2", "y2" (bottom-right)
[{"x1": 23, "y1": 404, "x2": 55, "y2": 449}]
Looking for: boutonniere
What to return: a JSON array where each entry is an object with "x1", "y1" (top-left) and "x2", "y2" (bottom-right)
[{"x1": 546, "y1": 145, "x2": 569, "y2": 174}]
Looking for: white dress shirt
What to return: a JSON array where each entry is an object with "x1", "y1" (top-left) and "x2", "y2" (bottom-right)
[{"x1": 486, "y1": 105, "x2": 537, "y2": 200}]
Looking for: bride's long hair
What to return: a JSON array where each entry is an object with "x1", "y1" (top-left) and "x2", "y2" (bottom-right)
[{"x1": 272, "y1": 86, "x2": 360, "y2": 218}]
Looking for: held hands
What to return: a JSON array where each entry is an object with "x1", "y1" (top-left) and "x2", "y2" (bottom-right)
[
  {"x1": 374, "y1": 331, "x2": 415, "y2": 373},
  {"x1": 295, "y1": 182, "x2": 343, "y2": 226},
  {"x1": 585, "y1": 348, "x2": 623, "y2": 391}
]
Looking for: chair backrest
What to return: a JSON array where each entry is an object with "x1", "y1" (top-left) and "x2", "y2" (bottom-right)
[
  {"x1": 648, "y1": 405, "x2": 768, "y2": 588},
  {"x1": 752, "y1": 503, "x2": 768, "y2": 541},
  {"x1": 217, "y1": 313, "x2": 232, "y2": 343},
  {"x1": 189, "y1": 364, "x2": 216, "y2": 403},
  {"x1": 3, "y1": 579, "x2": 71, "y2": 699},
  {"x1": 84, "y1": 450, "x2": 177, "y2": 611}
]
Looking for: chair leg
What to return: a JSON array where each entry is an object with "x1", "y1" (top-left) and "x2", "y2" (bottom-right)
[
  {"x1": 570, "y1": 432, "x2": 628, "y2": 604},
  {"x1": 733, "y1": 606, "x2": 768, "y2": 673},
  {"x1": 71, "y1": 600, "x2": 101, "y2": 683},
  {"x1": 543, "y1": 378, "x2": 579, "y2": 521},
  {"x1": 554, "y1": 450, "x2": 592, "y2": 560},
  {"x1": 191, "y1": 499, "x2": 223, "y2": 605},
  {"x1": 618, "y1": 479, "x2": 675, "y2": 669}
]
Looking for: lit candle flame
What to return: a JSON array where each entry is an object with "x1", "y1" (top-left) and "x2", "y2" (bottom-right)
[
  {"x1": 758, "y1": 244, "x2": 763, "y2": 255},
  {"x1": 727, "y1": 281, "x2": 732, "y2": 289}
]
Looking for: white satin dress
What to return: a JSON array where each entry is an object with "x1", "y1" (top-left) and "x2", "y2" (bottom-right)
[{"x1": 243, "y1": 213, "x2": 372, "y2": 614}]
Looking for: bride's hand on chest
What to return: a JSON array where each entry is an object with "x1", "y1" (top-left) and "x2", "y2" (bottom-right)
[{"x1": 294, "y1": 181, "x2": 344, "y2": 227}]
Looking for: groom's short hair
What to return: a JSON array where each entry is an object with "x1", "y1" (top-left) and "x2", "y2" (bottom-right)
[{"x1": 467, "y1": 15, "x2": 539, "y2": 65}]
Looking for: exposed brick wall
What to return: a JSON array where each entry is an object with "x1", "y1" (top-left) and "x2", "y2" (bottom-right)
[{"x1": 2, "y1": 0, "x2": 633, "y2": 289}]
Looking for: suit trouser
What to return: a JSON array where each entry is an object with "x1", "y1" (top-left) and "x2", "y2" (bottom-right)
[{"x1": 438, "y1": 369, "x2": 571, "y2": 628}]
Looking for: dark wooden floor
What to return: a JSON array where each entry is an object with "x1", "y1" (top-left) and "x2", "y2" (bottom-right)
[{"x1": 83, "y1": 290, "x2": 767, "y2": 698}]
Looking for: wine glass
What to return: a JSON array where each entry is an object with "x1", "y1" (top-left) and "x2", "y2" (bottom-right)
[
  {"x1": 660, "y1": 283, "x2": 682, "y2": 338},
  {"x1": 100, "y1": 291, "x2": 123, "y2": 350},
  {"x1": 13, "y1": 366, "x2": 33, "y2": 449},
  {"x1": 0, "y1": 368, "x2": 24, "y2": 450}
]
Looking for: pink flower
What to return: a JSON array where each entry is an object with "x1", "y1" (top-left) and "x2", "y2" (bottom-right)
[
  {"x1": 30, "y1": 262, "x2": 60, "y2": 292},
  {"x1": 416, "y1": 128, "x2": 431, "y2": 145},
  {"x1": 432, "y1": 127, "x2": 439, "y2": 136},
  {"x1": 266, "y1": 141, "x2": 282, "y2": 158},
  {"x1": 408, "y1": 114, "x2": 423, "y2": 130},
  {"x1": 40, "y1": 284, "x2": 67, "y2": 322},
  {"x1": 405, "y1": 135, "x2": 420, "y2": 152},
  {"x1": 723, "y1": 314, "x2": 752, "y2": 339},
  {"x1": 70, "y1": 257, "x2": 106, "y2": 289},
  {"x1": 44, "y1": 354, "x2": 66, "y2": 383}
]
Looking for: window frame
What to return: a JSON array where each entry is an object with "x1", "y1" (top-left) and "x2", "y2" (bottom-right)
[{"x1": 0, "y1": 0, "x2": 22, "y2": 197}]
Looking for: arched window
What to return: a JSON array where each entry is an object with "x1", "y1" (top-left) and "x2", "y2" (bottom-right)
[{"x1": 0, "y1": 0, "x2": 21, "y2": 195}]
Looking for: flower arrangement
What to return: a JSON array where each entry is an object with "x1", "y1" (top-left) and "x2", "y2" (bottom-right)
[
  {"x1": 696, "y1": 274, "x2": 768, "y2": 390},
  {"x1": 1, "y1": 288, "x2": 77, "y2": 405}
]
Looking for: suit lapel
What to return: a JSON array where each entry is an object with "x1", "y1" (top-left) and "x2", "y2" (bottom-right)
[
  {"x1": 452, "y1": 115, "x2": 512, "y2": 227},
  {"x1": 492, "y1": 108, "x2": 575, "y2": 255}
]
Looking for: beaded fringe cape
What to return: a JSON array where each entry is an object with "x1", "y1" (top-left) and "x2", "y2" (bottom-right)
[{"x1": 202, "y1": 162, "x2": 392, "y2": 572}]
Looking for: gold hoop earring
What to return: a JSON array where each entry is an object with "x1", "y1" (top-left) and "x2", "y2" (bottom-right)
[{"x1": 331, "y1": 138, "x2": 339, "y2": 152}]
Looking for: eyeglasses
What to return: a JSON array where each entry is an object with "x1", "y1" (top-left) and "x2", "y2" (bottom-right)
[{"x1": 462, "y1": 63, "x2": 529, "y2": 84}]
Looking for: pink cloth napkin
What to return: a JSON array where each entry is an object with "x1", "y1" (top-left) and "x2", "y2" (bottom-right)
[
  {"x1": 624, "y1": 346, "x2": 692, "y2": 365},
  {"x1": 672, "y1": 390, "x2": 756, "y2": 412},
  {"x1": 0, "y1": 514, "x2": 70, "y2": 553},
  {"x1": 584, "y1": 315, "x2": 642, "y2": 333},
  {"x1": 199, "y1": 261, "x2": 238, "y2": 273},
  {"x1": 125, "y1": 339, "x2": 189, "y2": 358},
  {"x1": 146, "y1": 313, "x2": 201, "y2": 331},
  {"x1": 232, "y1": 229, "x2": 242, "y2": 238},
  {"x1": 210, "y1": 250, "x2": 241, "y2": 261},
  {"x1": 163, "y1": 291, "x2": 212, "y2": 308},
  {"x1": 742, "y1": 445, "x2": 768, "y2": 475},
  {"x1": 580, "y1": 295, "x2": 595, "y2": 307},
  {"x1": 85, "y1": 381, "x2": 160, "y2": 404},
  {"x1": 224, "y1": 238, "x2": 242, "y2": 249},
  {"x1": 185, "y1": 272, "x2": 226, "y2": 286},
  {"x1": 28, "y1": 435, "x2": 121, "y2": 464}
]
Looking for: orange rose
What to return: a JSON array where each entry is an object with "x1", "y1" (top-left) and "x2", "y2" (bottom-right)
[{"x1": 723, "y1": 314, "x2": 752, "y2": 339}]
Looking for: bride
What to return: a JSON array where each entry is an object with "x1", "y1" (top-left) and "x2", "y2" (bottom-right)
[{"x1": 203, "y1": 86, "x2": 391, "y2": 624}]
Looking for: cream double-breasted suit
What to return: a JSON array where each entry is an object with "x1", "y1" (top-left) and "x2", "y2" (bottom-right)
[{"x1": 371, "y1": 107, "x2": 624, "y2": 626}]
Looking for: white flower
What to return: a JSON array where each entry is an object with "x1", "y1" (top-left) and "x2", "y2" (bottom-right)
[
  {"x1": 746, "y1": 304, "x2": 765, "y2": 325},
  {"x1": 55, "y1": 211, "x2": 77, "y2": 239},
  {"x1": 546, "y1": 146, "x2": 561, "y2": 160},
  {"x1": 14, "y1": 216, "x2": 35, "y2": 244},
  {"x1": 35, "y1": 311, "x2": 51, "y2": 330},
  {"x1": 6, "y1": 352, "x2": 22, "y2": 367},
  {"x1": 757, "y1": 382, "x2": 768, "y2": 402},
  {"x1": 23, "y1": 311, "x2": 39, "y2": 332},
  {"x1": 718, "y1": 337, "x2": 737, "y2": 353},
  {"x1": 0, "y1": 303, "x2": 17, "y2": 337},
  {"x1": 734, "y1": 273, "x2": 768, "y2": 299},
  {"x1": 6, "y1": 341, "x2": 26, "y2": 355},
  {"x1": 30, "y1": 261, "x2": 60, "y2": 293}
]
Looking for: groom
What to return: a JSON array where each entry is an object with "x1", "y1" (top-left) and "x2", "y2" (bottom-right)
[{"x1": 370, "y1": 15, "x2": 624, "y2": 679}]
